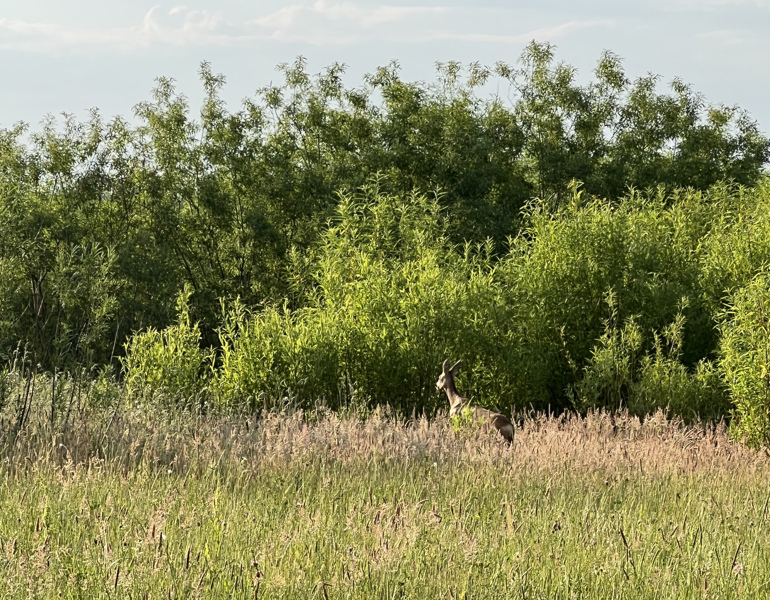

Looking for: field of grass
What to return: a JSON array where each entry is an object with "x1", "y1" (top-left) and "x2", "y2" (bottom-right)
[{"x1": 2, "y1": 387, "x2": 770, "y2": 598}]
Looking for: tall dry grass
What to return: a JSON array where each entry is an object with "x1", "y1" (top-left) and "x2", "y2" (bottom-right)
[
  {"x1": 2, "y1": 375, "x2": 770, "y2": 599},
  {"x1": 3, "y1": 399, "x2": 761, "y2": 479}
]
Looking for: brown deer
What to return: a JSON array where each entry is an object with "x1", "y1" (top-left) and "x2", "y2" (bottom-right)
[{"x1": 436, "y1": 359, "x2": 514, "y2": 445}]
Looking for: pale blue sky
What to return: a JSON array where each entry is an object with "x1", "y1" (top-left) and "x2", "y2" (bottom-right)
[{"x1": 1, "y1": 1, "x2": 769, "y2": 132}]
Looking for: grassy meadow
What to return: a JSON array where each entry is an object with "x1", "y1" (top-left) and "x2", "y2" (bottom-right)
[
  {"x1": 2, "y1": 384, "x2": 770, "y2": 599},
  {"x1": 4, "y1": 45, "x2": 770, "y2": 599}
]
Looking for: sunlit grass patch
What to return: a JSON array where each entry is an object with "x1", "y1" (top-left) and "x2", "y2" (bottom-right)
[{"x1": 1, "y1": 404, "x2": 769, "y2": 598}]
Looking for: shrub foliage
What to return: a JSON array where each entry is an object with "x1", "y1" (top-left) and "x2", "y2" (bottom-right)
[
  {"x1": 2, "y1": 45, "x2": 770, "y2": 440},
  {"x1": 123, "y1": 181, "x2": 770, "y2": 439}
]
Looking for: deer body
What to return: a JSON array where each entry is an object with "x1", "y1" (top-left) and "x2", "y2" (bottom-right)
[{"x1": 436, "y1": 359, "x2": 514, "y2": 444}]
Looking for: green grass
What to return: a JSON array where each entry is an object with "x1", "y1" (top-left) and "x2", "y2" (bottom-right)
[{"x1": 1, "y1": 400, "x2": 770, "y2": 598}]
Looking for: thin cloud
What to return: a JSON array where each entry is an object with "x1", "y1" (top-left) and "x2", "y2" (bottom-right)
[
  {"x1": 249, "y1": 4, "x2": 609, "y2": 46},
  {"x1": 672, "y1": 0, "x2": 770, "y2": 9},
  {"x1": 251, "y1": 1, "x2": 449, "y2": 44},
  {"x1": 429, "y1": 20, "x2": 613, "y2": 44},
  {"x1": 306, "y1": 1, "x2": 446, "y2": 26},
  {"x1": 0, "y1": 3, "x2": 451, "y2": 52},
  {"x1": 168, "y1": 5, "x2": 189, "y2": 17},
  {"x1": 0, "y1": 3, "x2": 611, "y2": 52},
  {"x1": 0, "y1": 7, "x2": 237, "y2": 53},
  {"x1": 696, "y1": 28, "x2": 770, "y2": 49},
  {"x1": 697, "y1": 29, "x2": 748, "y2": 44}
]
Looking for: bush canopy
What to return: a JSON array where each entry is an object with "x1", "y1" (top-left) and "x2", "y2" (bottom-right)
[{"x1": 2, "y1": 43, "x2": 770, "y2": 442}]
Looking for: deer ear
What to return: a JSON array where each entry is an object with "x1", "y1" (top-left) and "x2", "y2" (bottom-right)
[
  {"x1": 450, "y1": 360, "x2": 462, "y2": 375},
  {"x1": 442, "y1": 359, "x2": 450, "y2": 374}
]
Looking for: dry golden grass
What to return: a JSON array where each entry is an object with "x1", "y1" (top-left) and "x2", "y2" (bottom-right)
[
  {"x1": 5, "y1": 401, "x2": 763, "y2": 477},
  {"x1": 1, "y1": 382, "x2": 770, "y2": 598}
]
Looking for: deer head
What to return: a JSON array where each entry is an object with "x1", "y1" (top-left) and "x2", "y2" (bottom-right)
[{"x1": 436, "y1": 359, "x2": 462, "y2": 391}]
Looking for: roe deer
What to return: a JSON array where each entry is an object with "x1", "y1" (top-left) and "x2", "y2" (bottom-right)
[{"x1": 436, "y1": 359, "x2": 514, "y2": 445}]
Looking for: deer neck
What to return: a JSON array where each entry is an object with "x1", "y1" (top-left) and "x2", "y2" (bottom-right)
[{"x1": 443, "y1": 381, "x2": 468, "y2": 416}]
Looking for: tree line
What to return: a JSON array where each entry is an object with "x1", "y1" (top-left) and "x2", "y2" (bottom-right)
[{"x1": 1, "y1": 42, "x2": 770, "y2": 441}]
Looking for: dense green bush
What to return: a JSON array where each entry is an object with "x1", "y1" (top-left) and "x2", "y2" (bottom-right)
[
  {"x1": 1, "y1": 46, "x2": 767, "y2": 372},
  {"x1": 718, "y1": 271, "x2": 770, "y2": 447},
  {"x1": 212, "y1": 182, "x2": 510, "y2": 414},
  {"x1": 122, "y1": 288, "x2": 212, "y2": 405},
  {"x1": 572, "y1": 305, "x2": 728, "y2": 420},
  {"x1": 4, "y1": 47, "x2": 770, "y2": 438},
  {"x1": 700, "y1": 180, "x2": 770, "y2": 312},
  {"x1": 492, "y1": 186, "x2": 720, "y2": 407},
  {"x1": 122, "y1": 181, "x2": 760, "y2": 425}
]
